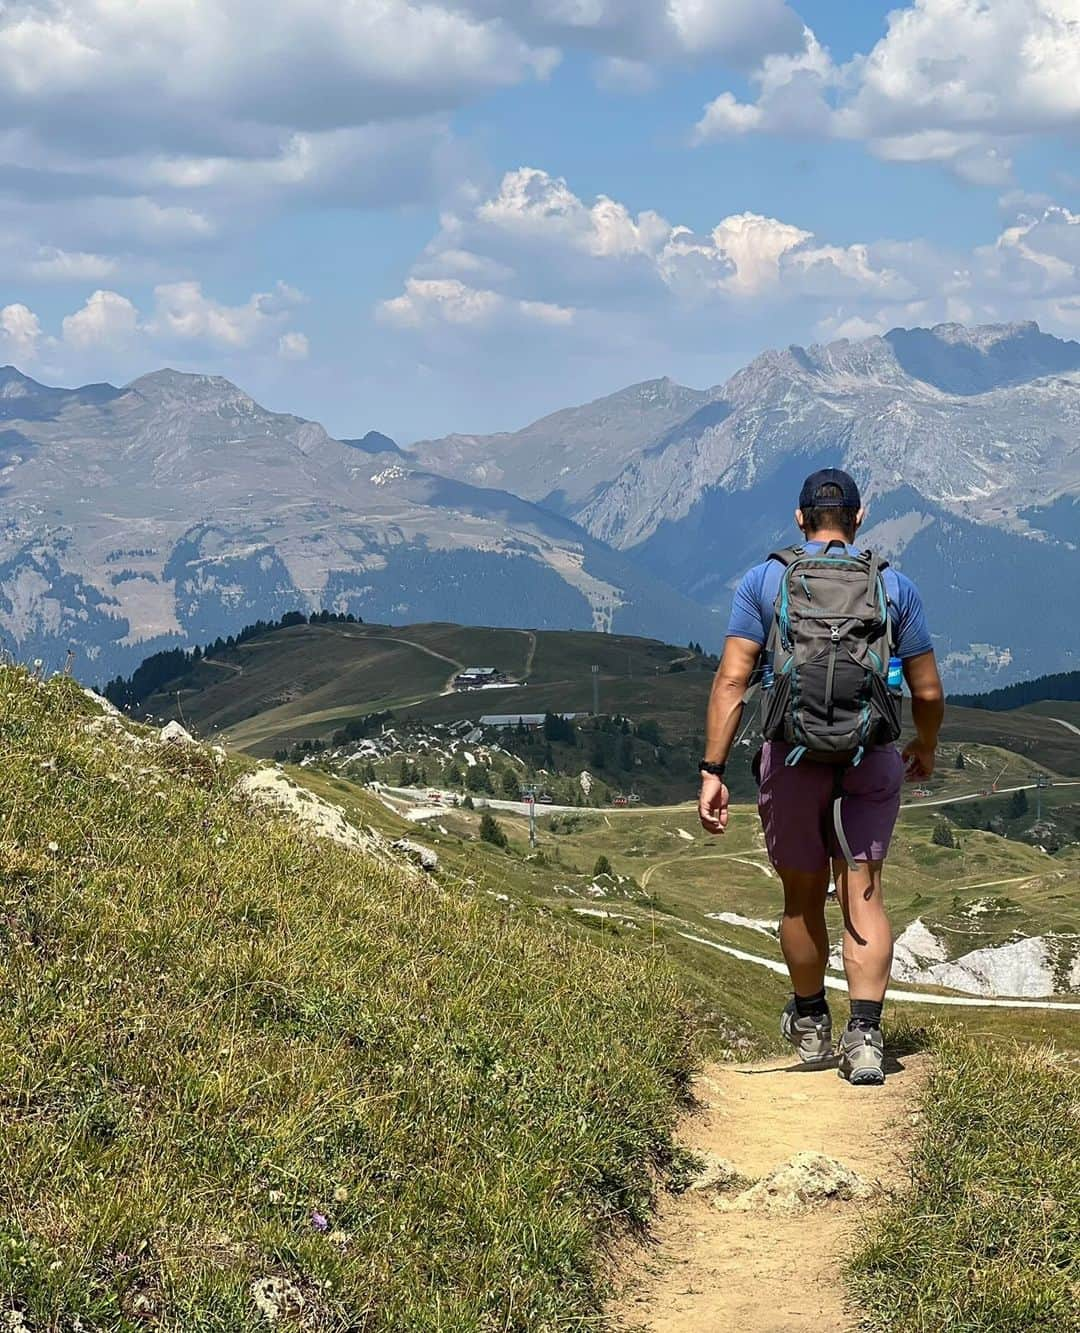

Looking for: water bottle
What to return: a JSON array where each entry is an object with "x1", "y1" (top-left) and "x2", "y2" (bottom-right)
[
  {"x1": 887, "y1": 656, "x2": 903, "y2": 690},
  {"x1": 762, "y1": 662, "x2": 775, "y2": 690}
]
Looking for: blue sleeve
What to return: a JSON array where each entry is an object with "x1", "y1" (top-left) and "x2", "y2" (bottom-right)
[
  {"x1": 891, "y1": 571, "x2": 933, "y2": 659},
  {"x1": 726, "y1": 564, "x2": 770, "y2": 645}
]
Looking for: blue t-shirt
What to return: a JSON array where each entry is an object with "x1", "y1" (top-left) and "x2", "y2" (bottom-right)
[{"x1": 727, "y1": 543, "x2": 933, "y2": 660}]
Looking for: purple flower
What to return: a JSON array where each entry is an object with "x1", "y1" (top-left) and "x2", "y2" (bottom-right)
[{"x1": 311, "y1": 1211, "x2": 329, "y2": 1232}]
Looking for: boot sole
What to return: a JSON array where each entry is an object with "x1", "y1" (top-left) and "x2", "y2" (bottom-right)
[{"x1": 840, "y1": 1062, "x2": 885, "y2": 1086}]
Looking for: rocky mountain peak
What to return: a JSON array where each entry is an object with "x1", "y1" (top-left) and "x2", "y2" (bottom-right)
[
  {"x1": 128, "y1": 368, "x2": 257, "y2": 410},
  {"x1": 0, "y1": 365, "x2": 45, "y2": 399}
]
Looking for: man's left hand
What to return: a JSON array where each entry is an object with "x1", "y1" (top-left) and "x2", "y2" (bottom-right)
[{"x1": 698, "y1": 773, "x2": 729, "y2": 835}]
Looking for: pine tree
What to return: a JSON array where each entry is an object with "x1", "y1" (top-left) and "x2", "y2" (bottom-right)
[
  {"x1": 479, "y1": 812, "x2": 508, "y2": 848},
  {"x1": 593, "y1": 854, "x2": 612, "y2": 877},
  {"x1": 955, "y1": 751, "x2": 966, "y2": 770},
  {"x1": 1006, "y1": 788, "x2": 1029, "y2": 819},
  {"x1": 932, "y1": 820, "x2": 957, "y2": 849}
]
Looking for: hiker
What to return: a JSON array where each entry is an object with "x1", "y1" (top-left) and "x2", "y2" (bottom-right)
[{"x1": 698, "y1": 469, "x2": 944, "y2": 1085}]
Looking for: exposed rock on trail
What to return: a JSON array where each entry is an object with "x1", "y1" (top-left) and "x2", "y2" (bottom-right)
[
  {"x1": 719, "y1": 1151, "x2": 875, "y2": 1215},
  {"x1": 614, "y1": 1053, "x2": 927, "y2": 1333}
]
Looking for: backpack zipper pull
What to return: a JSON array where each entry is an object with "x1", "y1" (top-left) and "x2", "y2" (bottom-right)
[{"x1": 830, "y1": 625, "x2": 841, "y2": 642}]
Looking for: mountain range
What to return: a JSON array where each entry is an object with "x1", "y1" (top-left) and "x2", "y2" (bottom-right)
[
  {"x1": 0, "y1": 365, "x2": 719, "y2": 678},
  {"x1": 2, "y1": 319, "x2": 1078, "y2": 685}
]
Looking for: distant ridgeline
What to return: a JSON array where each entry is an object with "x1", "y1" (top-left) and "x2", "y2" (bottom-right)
[
  {"x1": 103, "y1": 609, "x2": 361, "y2": 711},
  {"x1": 950, "y1": 669, "x2": 1080, "y2": 711}
]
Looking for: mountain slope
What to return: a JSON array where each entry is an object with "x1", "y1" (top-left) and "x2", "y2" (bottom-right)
[
  {"x1": 410, "y1": 322, "x2": 1080, "y2": 687},
  {"x1": 0, "y1": 368, "x2": 720, "y2": 676},
  {"x1": 576, "y1": 324, "x2": 1080, "y2": 685},
  {"x1": 0, "y1": 664, "x2": 692, "y2": 1327},
  {"x1": 579, "y1": 322, "x2": 1080, "y2": 550},
  {"x1": 409, "y1": 376, "x2": 717, "y2": 514}
]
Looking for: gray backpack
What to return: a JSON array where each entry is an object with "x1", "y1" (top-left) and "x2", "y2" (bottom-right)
[{"x1": 761, "y1": 542, "x2": 901, "y2": 765}]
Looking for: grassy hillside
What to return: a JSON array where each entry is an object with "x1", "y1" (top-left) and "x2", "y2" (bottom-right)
[
  {"x1": 127, "y1": 620, "x2": 1080, "y2": 769},
  {"x1": 940, "y1": 703, "x2": 1080, "y2": 777},
  {"x1": 849, "y1": 1030, "x2": 1080, "y2": 1332},
  {"x1": 123, "y1": 621, "x2": 718, "y2": 757},
  {"x1": 0, "y1": 668, "x2": 694, "y2": 1330},
  {"x1": 289, "y1": 760, "x2": 1080, "y2": 1056}
]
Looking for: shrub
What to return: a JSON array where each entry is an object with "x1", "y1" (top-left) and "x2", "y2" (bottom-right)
[
  {"x1": 479, "y1": 811, "x2": 508, "y2": 848},
  {"x1": 465, "y1": 764, "x2": 493, "y2": 794},
  {"x1": 931, "y1": 819, "x2": 957, "y2": 849},
  {"x1": 1006, "y1": 787, "x2": 1029, "y2": 819},
  {"x1": 593, "y1": 855, "x2": 613, "y2": 877}
]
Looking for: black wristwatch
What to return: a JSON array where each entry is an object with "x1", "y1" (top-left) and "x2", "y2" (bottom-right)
[{"x1": 699, "y1": 759, "x2": 726, "y2": 779}]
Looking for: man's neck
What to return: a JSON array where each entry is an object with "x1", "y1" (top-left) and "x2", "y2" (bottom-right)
[{"x1": 804, "y1": 530, "x2": 853, "y2": 546}]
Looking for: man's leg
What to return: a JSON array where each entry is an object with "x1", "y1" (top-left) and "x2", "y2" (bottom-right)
[
  {"x1": 757, "y1": 744, "x2": 836, "y2": 1062},
  {"x1": 778, "y1": 866, "x2": 831, "y2": 996},
  {"x1": 832, "y1": 858, "x2": 893, "y2": 1001},
  {"x1": 833, "y1": 857, "x2": 893, "y2": 1085}
]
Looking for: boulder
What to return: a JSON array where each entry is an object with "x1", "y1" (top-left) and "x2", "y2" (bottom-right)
[
  {"x1": 688, "y1": 1152, "x2": 740, "y2": 1192},
  {"x1": 160, "y1": 720, "x2": 196, "y2": 746},
  {"x1": 718, "y1": 1152, "x2": 875, "y2": 1214},
  {"x1": 392, "y1": 839, "x2": 439, "y2": 872}
]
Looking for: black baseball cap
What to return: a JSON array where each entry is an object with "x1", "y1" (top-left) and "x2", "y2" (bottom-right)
[{"x1": 799, "y1": 468, "x2": 861, "y2": 510}]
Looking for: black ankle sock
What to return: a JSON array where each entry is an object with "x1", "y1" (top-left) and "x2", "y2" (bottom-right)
[
  {"x1": 794, "y1": 988, "x2": 829, "y2": 1018},
  {"x1": 849, "y1": 999, "x2": 883, "y2": 1030}
]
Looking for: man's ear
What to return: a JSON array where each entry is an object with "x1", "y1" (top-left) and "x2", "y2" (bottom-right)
[
  {"x1": 794, "y1": 507, "x2": 805, "y2": 533},
  {"x1": 854, "y1": 505, "x2": 866, "y2": 532}
]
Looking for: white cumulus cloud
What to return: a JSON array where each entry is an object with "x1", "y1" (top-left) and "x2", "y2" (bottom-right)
[
  {"x1": 381, "y1": 166, "x2": 1080, "y2": 355},
  {"x1": 378, "y1": 276, "x2": 572, "y2": 330},
  {"x1": 694, "y1": 1, "x2": 1080, "y2": 182},
  {"x1": 0, "y1": 303, "x2": 42, "y2": 361},
  {"x1": 277, "y1": 331, "x2": 310, "y2": 361},
  {"x1": 62, "y1": 290, "x2": 139, "y2": 349},
  {"x1": 0, "y1": 279, "x2": 312, "y2": 379},
  {"x1": 148, "y1": 281, "x2": 305, "y2": 349}
]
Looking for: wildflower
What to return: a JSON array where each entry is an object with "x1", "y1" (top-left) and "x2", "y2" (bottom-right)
[
  {"x1": 333, "y1": 1185, "x2": 349, "y2": 1203},
  {"x1": 47, "y1": 841, "x2": 59, "y2": 853},
  {"x1": 267, "y1": 1189, "x2": 284, "y2": 1204},
  {"x1": 311, "y1": 1210, "x2": 329, "y2": 1232}
]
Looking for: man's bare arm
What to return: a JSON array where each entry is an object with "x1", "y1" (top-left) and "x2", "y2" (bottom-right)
[
  {"x1": 699, "y1": 636, "x2": 761, "y2": 834},
  {"x1": 704, "y1": 636, "x2": 762, "y2": 762},
  {"x1": 901, "y1": 650, "x2": 945, "y2": 781}
]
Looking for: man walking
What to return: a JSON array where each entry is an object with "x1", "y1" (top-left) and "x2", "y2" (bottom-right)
[{"x1": 698, "y1": 469, "x2": 944, "y2": 1085}]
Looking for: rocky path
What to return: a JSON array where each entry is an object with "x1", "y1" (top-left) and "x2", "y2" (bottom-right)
[{"x1": 613, "y1": 1052, "x2": 928, "y2": 1333}]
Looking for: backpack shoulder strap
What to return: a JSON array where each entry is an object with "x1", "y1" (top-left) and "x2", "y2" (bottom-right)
[
  {"x1": 766, "y1": 544, "x2": 804, "y2": 568},
  {"x1": 860, "y1": 550, "x2": 895, "y2": 648}
]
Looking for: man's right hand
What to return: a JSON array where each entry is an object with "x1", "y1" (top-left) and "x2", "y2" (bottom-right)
[
  {"x1": 902, "y1": 739, "x2": 936, "y2": 782},
  {"x1": 698, "y1": 773, "x2": 729, "y2": 835}
]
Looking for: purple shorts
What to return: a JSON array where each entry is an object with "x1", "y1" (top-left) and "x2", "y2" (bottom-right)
[{"x1": 757, "y1": 742, "x2": 904, "y2": 872}]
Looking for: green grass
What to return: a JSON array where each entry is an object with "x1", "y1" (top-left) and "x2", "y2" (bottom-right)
[
  {"x1": 848, "y1": 1029, "x2": 1080, "y2": 1332},
  {"x1": 0, "y1": 668, "x2": 695, "y2": 1330},
  {"x1": 941, "y1": 704, "x2": 1080, "y2": 778},
  {"x1": 133, "y1": 622, "x2": 716, "y2": 760}
]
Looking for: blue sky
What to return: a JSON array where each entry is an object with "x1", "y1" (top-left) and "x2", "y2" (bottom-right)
[{"x1": 1, "y1": 1, "x2": 1077, "y2": 440}]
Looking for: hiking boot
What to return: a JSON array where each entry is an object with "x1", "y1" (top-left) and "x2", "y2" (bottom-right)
[
  {"x1": 780, "y1": 998, "x2": 834, "y2": 1065},
  {"x1": 838, "y1": 1023, "x2": 885, "y2": 1086}
]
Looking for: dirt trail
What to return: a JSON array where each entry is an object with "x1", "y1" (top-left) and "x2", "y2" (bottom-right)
[{"x1": 613, "y1": 1052, "x2": 928, "y2": 1333}]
